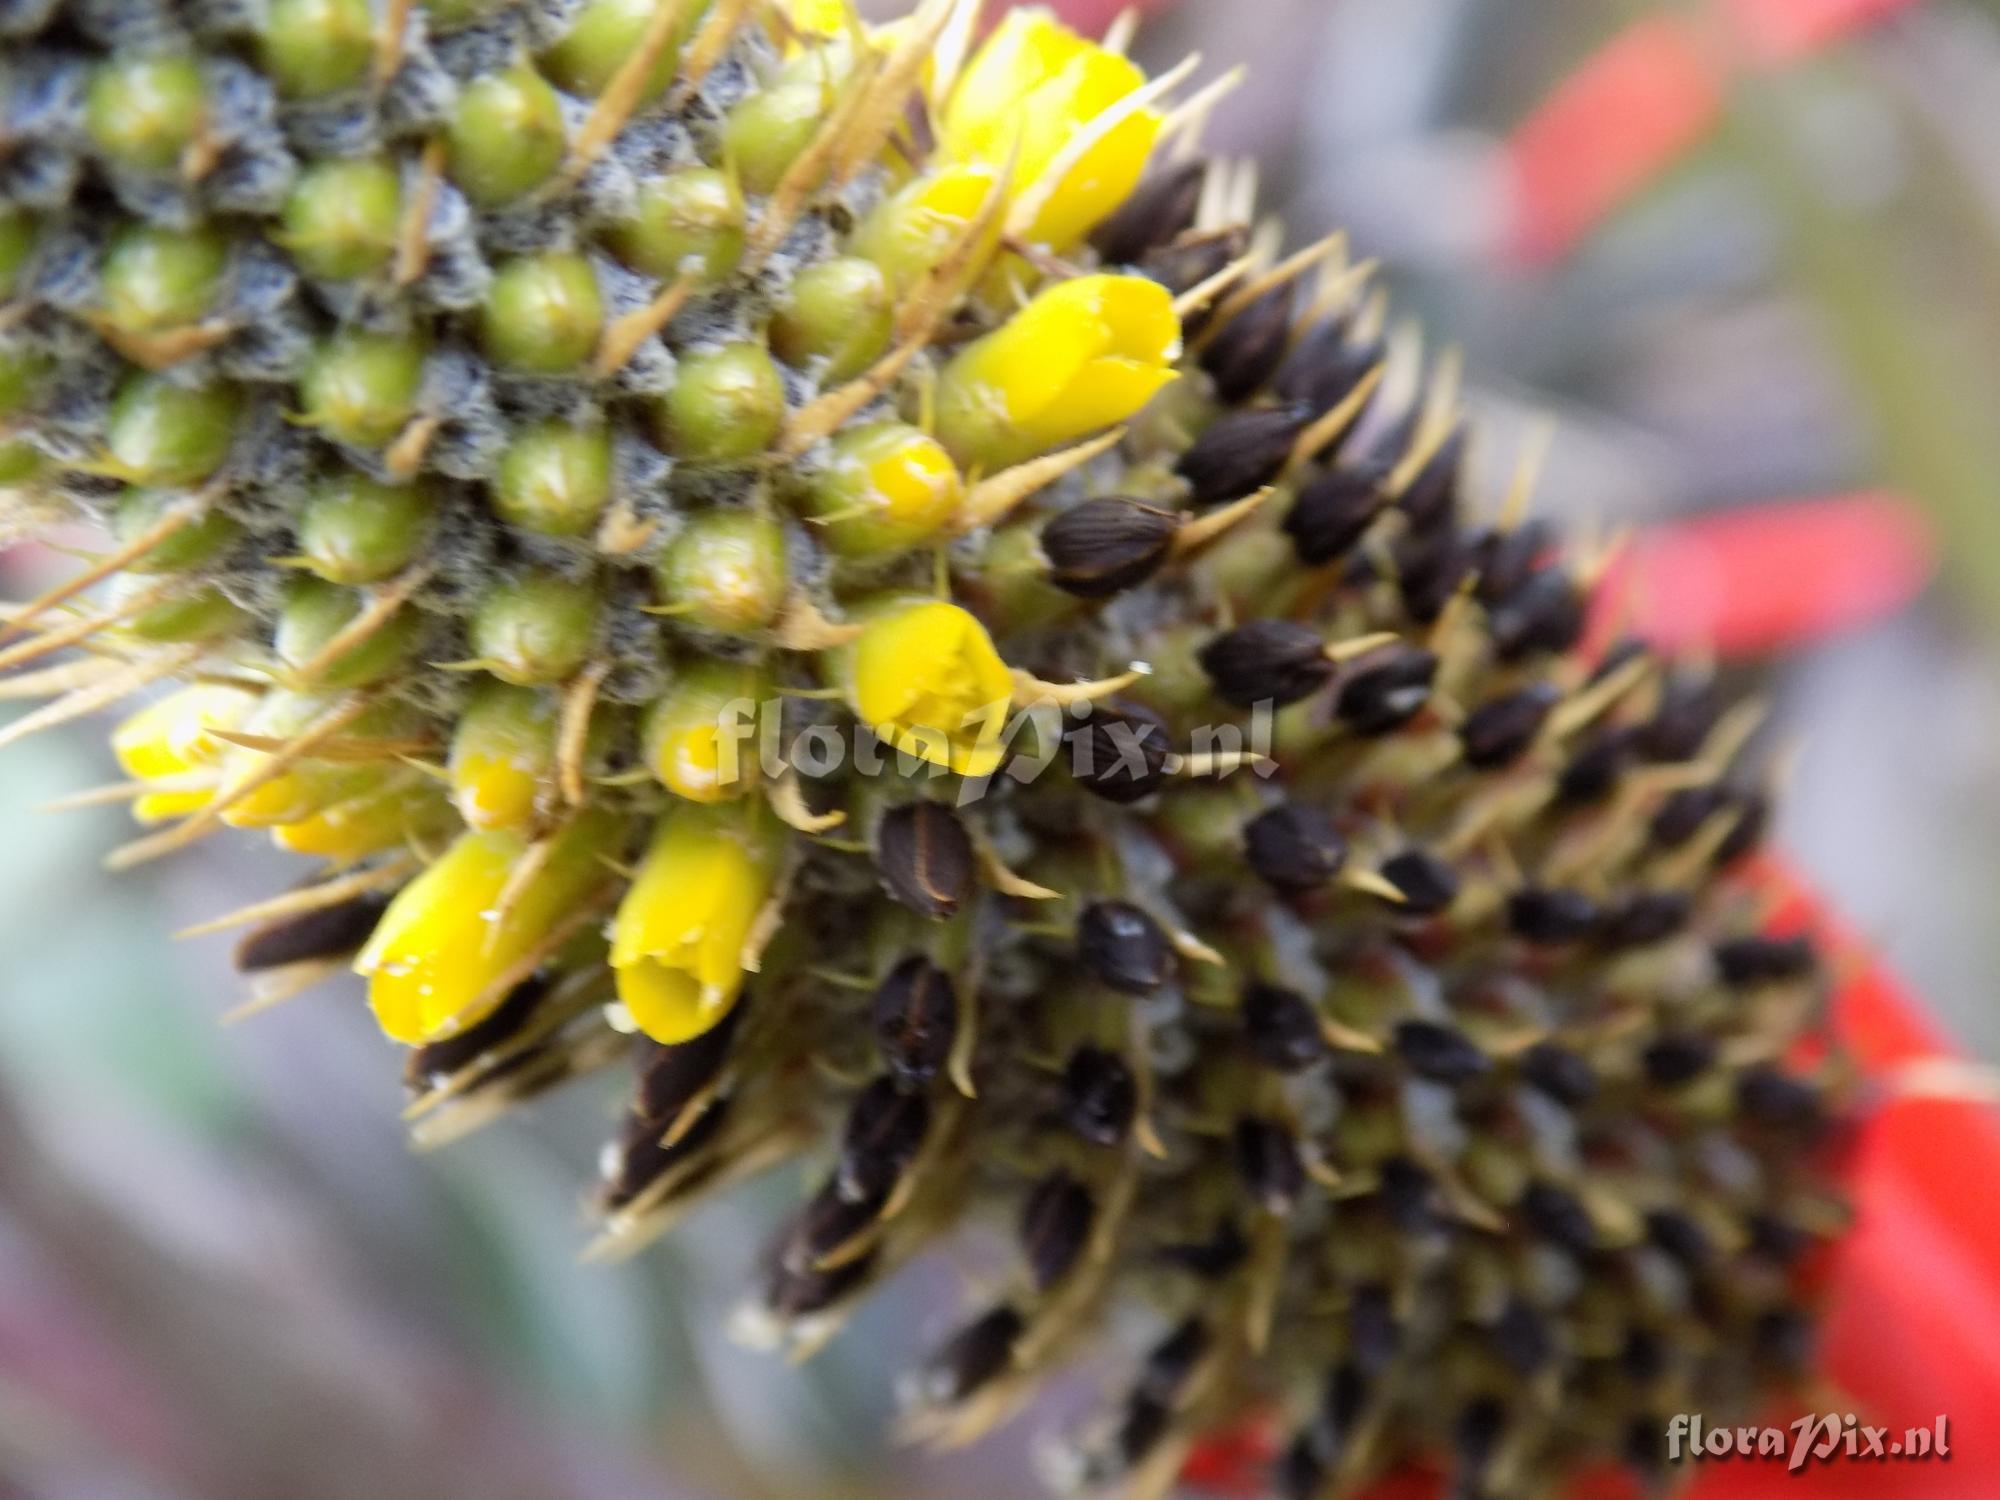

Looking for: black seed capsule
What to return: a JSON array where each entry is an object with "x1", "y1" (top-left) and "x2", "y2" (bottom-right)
[
  {"x1": 1645, "y1": 1209, "x2": 1715, "y2": 1267},
  {"x1": 1377, "y1": 850, "x2": 1460, "y2": 916},
  {"x1": 1650, "y1": 784, "x2": 1731, "y2": 848},
  {"x1": 1518, "y1": 1044, "x2": 1597, "y2": 1107},
  {"x1": 874, "y1": 801, "x2": 975, "y2": 920},
  {"x1": 1377, "y1": 1157, "x2": 1441, "y2": 1235},
  {"x1": 1394, "y1": 1020, "x2": 1490, "y2": 1084},
  {"x1": 1176, "y1": 404, "x2": 1311, "y2": 508},
  {"x1": 1202, "y1": 286, "x2": 1294, "y2": 403},
  {"x1": 1158, "y1": 1220, "x2": 1249, "y2": 1278},
  {"x1": 1397, "y1": 425, "x2": 1466, "y2": 534},
  {"x1": 764, "y1": 1246, "x2": 874, "y2": 1319},
  {"x1": 1519, "y1": 1182, "x2": 1596, "y2": 1253},
  {"x1": 1747, "y1": 1213, "x2": 1811, "y2": 1266},
  {"x1": 1242, "y1": 982, "x2": 1330, "y2": 1073},
  {"x1": 1557, "y1": 726, "x2": 1633, "y2": 805},
  {"x1": 1324, "y1": 1357, "x2": 1372, "y2": 1430},
  {"x1": 922, "y1": 1305, "x2": 1022, "y2": 1403},
  {"x1": 1460, "y1": 681, "x2": 1562, "y2": 770},
  {"x1": 605, "y1": 1095, "x2": 729, "y2": 1208},
  {"x1": 1716, "y1": 789, "x2": 1770, "y2": 865},
  {"x1": 1736, "y1": 1067, "x2": 1824, "y2": 1133},
  {"x1": 1064, "y1": 699, "x2": 1173, "y2": 803},
  {"x1": 1488, "y1": 568, "x2": 1586, "y2": 660},
  {"x1": 1113, "y1": 1394, "x2": 1172, "y2": 1466},
  {"x1": 1643, "y1": 1034, "x2": 1717, "y2": 1087},
  {"x1": 1041, "y1": 496, "x2": 1179, "y2": 598},
  {"x1": 1138, "y1": 1318, "x2": 1210, "y2": 1405},
  {"x1": 1507, "y1": 887, "x2": 1599, "y2": 945},
  {"x1": 1753, "y1": 1307, "x2": 1813, "y2": 1374},
  {"x1": 1092, "y1": 160, "x2": 1206, "y2": 265},
  {"x1": 871, "y1": 956, "x2": 959, "y2": 1085},
  {"x1": 1061, "y1": 1046, "x2": 1138, "y2": 1146},
  {"x1": 793, "y1": 1177, "x2": 887, "y2": 1264},
  {"x1": 1641, "y1": 673, "x2": 1722, "y2": 761},
  {"x1": 637, "y1": 999, "x2": 743, "y2": 1125},
  {"x1": 1624, "y1": 1329, "x2": 1669, "y2": 1386},
  {"x1": 1334, "y1": 645, "x2": 1437, "y2": 735},
  {"x1": 1199, "y1": 619, "x2": 1332, "y2": 708},
  {"x1": 1020, "y1": 1171, "x2": 1095, "y2": 1290},
  {"x1": 405, "y1": 975, "x2": 547, "y2": 1086},
  {"x1": 1234, "y1": 1116, "x2": 1305, "y2": 1213},
  {"x1": 1473, "y1": 519, "x2": 1557, "y2": 605},
  {"x1": 1714, "y1": 934, "x2": 1816, "y2": 987},
  {"x1": 1599, "y1": 890, "x2": 1690, "y2": 947},
  {"x1": 234, "y1": 892, "x2": 391, "y2": 971},
  {"x1": 838, "y1": 1076, "x2": 930, "y2": 1203},
  {"x1": 1276, "y1": 321, "x2": 1385, "y2": 418},
  {"x1": 1393, "y1": 527, "x2": 1475, "y2": 623},
  {"x1": 1454, "y1": 1397, "x2": 1508, "y2": 1480},
  {"x1": 1244, "y1": 803, "x2": 1348, "y2": 894},
  {"x1": 1138, "y1": 225, "x2": 1249, "y2": 300},
  {"x1": 1078, "y1": 900, "x2": 1172, "y2": 995},
  {"x1": 1283, "y1": 460, "x2": 1391, "y2": 565},
  {"x1": 1491, "y1": 1297, "x2": 1553, "y2": 1375},
  {"x1": 1275, "y1": 1436, "x2": 1327, "y2": 1500}
]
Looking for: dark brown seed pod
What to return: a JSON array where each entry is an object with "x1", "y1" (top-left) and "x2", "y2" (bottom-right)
[
  {"x1": 1091, "y1": 160, "x2": 1206, "y2": 265},
  {"x1": 1199, "y1": 619, "x2": 1333, "y2": 708},
  {"x1": 1041, "y1": 496, "x2": 1179, "y2": 598},
  {"x1": 1137, "y1": 1317, "x2": 1210, "y2": 1405},
  {"x1": 792, "y1": 1175, "x2": 888, "y2": 1264},
  {"x1": 1490, "y1": 1297, "x2": 1554, "y2": 1375},
  {"x1": 1275, "y1": 1435, "x2": 1328, "y2": 1500},
  {"x1": 1243, "y1": 803, "x2": 1348, "y2": 894},
  {"x1": 636, "y1": 995, "x2": 744, "y2": 1123},
  {"x1": 1507, "y1": 886, "x2": 1600, "y2": 945},
  {"x1": 1598, "y1": 890, "x2": 1690, "y2": 948},
  {"x1": 1333, "y1": 644, "x2": 1437, "y2": 735},
  {"x1": 1488, "y1": 568, "x2": 1586, "y2": 660},
  {"x1": 405, "y1": 974, "x2": 549, "y2": 1088},
  {"x1": 1078, "y1": 899, "x2": 1173, "y2": 994},
  {"x1": 1175, "y1": 404, "x2": 1311, "y2": 509},
  {"x1": 1714, "y1": 934, "x2": 1816, "y2": 987},
  {"x1": 1283, "y1": 460, "x2": 1391, "y2": 566},
  {"x1": 1395, "y1": 424, "x2": 1465, "y2": 534},
  {"x1": 1060, "y1": 1045, "x2": 1139, "y2": 1146},
  {"x1": 1642, "y1": 1033, "x2": 1717, "y2": 1087},
  {"x1": 1111, "y1": 1393, "x2": 1172, "y2": 1467},
  {"x1": 764, "y1": 1244, "x2": 876, "y2": 1319},
  {"x1": 1377, "y1": 1157, "x2": 1442, "y2": 1234},
  {"x1": 1454, "y1": 1397, "x2": 1508, "y2": 1482},
  {"x1": 1233, "y1": 1116, "x2": 1305, "y2": 1213},
  {"x1": 1020, "y1": 1170, "x2": 1095, "y2": 1290},
  {"x1": 1473, "y1": 519, "x2": 1557, "y2": 605},
  {"x1": 1557, "y1": 726, "x2": 1634, "y2": 805},
  {"x1": 871, "y1": 955, "x2": 959, "y2": 1086},
  {"x1": 1753, "y1": 1307, "x2": 1814, "y2": 1374},
  {"x1": 921, "y1": 1304, "x2": 1023, "y2": 1403},
  {"x1": 1392, "y1": 1020, "x2": 1490, "y2": 1084},
  {"x1": 604, "y1": 1095, "x2": 730, "y2": 1209},
  {"x1": 1242, "y1": 982, "x2": 1330, "y2": 1073},
  {"x1": 1376, "y1": 849, "x2": 1460, "y2": 915},
  {"x1": 1158, "y1": 1219, "x2": 1249, "y2": 1278},
  {"x1": 1736, "y1": 1066, "x2": 1824, "y2": 1133},
  {"x1": 1649, "y1": 784, "x2": 1731, "y2": 848},
  {"x1": 1138, "y1": 225, "x2": 1250, "y2": 300},
  {"x1": 838, "y1": 1075, "x2": 930, "y2": 1202},
  {"x1": 1201, "y1": 285, "x2": 1294, "y2": 403},
  {"x1": 1275, "y1": 321, "x2": 1385, "y2": 418},
  {"x1": 1393, "y1": 525, "x2": 1476, "y2": 623},
  {"x1": 1324, "y1": 1355, "x2": 1372, "y2": 1430},
  {"x1": 1063, "y1": 698, "x2": 1173, "y2": 803},
  {"x1": 1459, "y1": 680, "x2": 1561, "y2": 770},
  {"x1": 1518, "y1": 1181, "x2": 1596, "y2": 1253},
  {"x1": 1641, "y1": 673, "x2": 1723, "y2": 762},
  {"x1": 1716, "y1": 789, "x2": 1770, "y2": 865},
  {"x1": 234, "y1": 891, "x2": 392, "y2": 971},
  {"x1": 1644, "y1": 1208, "x2": 1715, "y2": 1267},
  {"x1": 874, "y1": 801, "x2": 975, "y2": 919},
  {"x1": 1518, "y1": 1043, "x2": 1598, "y2": 1107}
]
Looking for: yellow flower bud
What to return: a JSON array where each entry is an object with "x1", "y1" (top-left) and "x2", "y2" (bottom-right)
[
  {"x1": 840, "y1": 598, "x2": 1012, "y2": 777},
  {"x1": 934, "y1": 273, "x2": 1180, "y2": 470},
  {"x1": 782, "y1": 0, "x2": 855, "y2": 38},
  {"x1": 610, "y1": 806, "x2": 776, "y2": 1044},
  {"x1": 941, "y1": 8, "x2": 1161, "y2": 249},
  {"x1": 110, "y1": 683, "x2": 257, "y2": 822},
  {"x1": 448, "y1": 682, "x2": 558, "y2": 832},
  {"x1": 356, "y1": 811, "x2": 618, "y2": 1044},
  {"x1": 640, "y1": 660, "x2": 766, "y2": 804},
  {"x1": 847, "y1": 165, "x2": 1003, "y2": 296},
  {"x1": 211, "y1": 692, "x2": 406, "y2": 829},
  {"x1": 270, "y1": 780, "x2": 453, "y2": 861},
  {"x1": 805, "y1": 421, "x2": 963, "y2": 556}
]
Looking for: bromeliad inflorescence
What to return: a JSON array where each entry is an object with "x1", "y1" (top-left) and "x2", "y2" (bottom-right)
[{"x1": 0, "y1": 0, "x2": 1849, "y2": 1495}]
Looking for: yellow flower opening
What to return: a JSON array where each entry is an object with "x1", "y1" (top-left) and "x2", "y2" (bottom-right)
[
  {"x1": 448, "y1": 683, "x2": 558, "y2": 832},
  {"x1": 843, "y1": 598, "x2": 1012, "y2": 777},
  {"x1": 847, "y1": 165, "x2": 1005, "y2": 295},
  {"x1": 641, "y1": 661, "x2": 765, "y2": 804},
  {"x1": 941, "y1": 8, "x2": 1161, "y2": 250},
  {"x1": 610, "y1": 806, "x2": 775, "y2": 1044},
  {"x1": 111, "y1": 683, "x2": 256, "y2": 822},
  {"x1": 356, "y1": 812, "x2": 617, "y2": 1045},
  {"x1": 934, "y1": 273, "x2": 1181, "y2": 471},
  {"x1": 809, "y1": 421, "x2": 965, "y2": 556}
]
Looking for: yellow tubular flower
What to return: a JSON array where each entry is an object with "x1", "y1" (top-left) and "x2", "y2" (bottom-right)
[
  {"x1": 847, "y1": 165, "x2": 1004, "y2": 295},
  {"x1": 270, "y1": 781, "x2": 453, "y2": 861},
  {"x1": 356, "y1": 811, "x2": 618, "y2": 1044},
  {"x1": 934, "y1": 273, "x2": 1181, "y2": 471},
  {"x1": 841, "y1": 598, "x2": 1012, "y2": 776},
  {"x1": 110, "y1": 683, "x2": 257, "y2": 822},
  {"x1": 782, "y1": 0, "x2": 856, "y2": 38},
  {"x1": 640, "y1": 660, "x2": 766, "y2": 804},
  {"x1": 610, "y1": 805, "x2": 776, "y2": 1044},
  {"x1": 941, "y1": 8, "x2": 1161, "y2": 249}
]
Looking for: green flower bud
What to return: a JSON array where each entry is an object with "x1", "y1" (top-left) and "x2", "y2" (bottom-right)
[
  {"x1": 482, "y1": 252, "x2": 604, "y2": 374},
  {"x1": 657, "y1": 342, "x2": 784, "y2": 463},
  {"x1": 606, "y1": 169, "x2": 744, "y2": 285},
  {"x1": 0, "y1": 440, "x2": 45, "y2": 487},
  {"x1": 297, "y1": 473, "x2": 434, "y2": 584},
  {"x1": 655, "y1": 510, "x2": 786, "y2": 634},
  {"x1": 419, "y1": 0, "x2": 503, "y2": 29},
  {"x1": 541, "y1": 0, "x2": 710, "y2": 100},
  {"x1": 722, "y1": 75, "x2": 833, "y2": 197},
  {"x1": 111, "y1": 573, "x2": 250, "y2": 642},
  {"x1": 493, "y1": 418, "x2": 613, "y2": 537},
  {"x1": 106, "y1": 374, "x2": 238, "y2": 485},
  {"x1": 469, "y1": 574, "x2": 601, "y2": 685},
  {"x1": 447, "y1": 65, "x2": 566, "y2": 208},
  {"x1": 261, "y1": 0, "x2": 375, "y2": 98},
  {"x1": 84, "y1": 55, "x2": 207, "y2": 173},
  {"x1": 116, "y1": 488, "x2": 242, "y2": 572},
  {"x1": 301, "y1": 329, "x2": 426, "y2": 448},
  {"x1": 640, "y1": 659, "x2": 766, "y2": 803},
  {"x1": 281, "y1": 158, "x2": 401, "y2": 281},
  {"x1": 804, "y1": 421, "x2": 963, "y2": 557},
  {"x1": 276, "y1": 576, "x2": 423, "y2": 689},
  {"x1": 769, "y1": 257, "x2": 892, "y2": 383},
  {"x1": 99, "y1": 224, "x2": 229, "y2": 335},
  {"x1": 0, "y1": 209, "x2": 36, "y2": 302},
  {"x1": 0, "y1": 343, "x2": 49, "y2": 418},
  {"x1": 448, "y1": 681, "x2": 560, "y2": 831}
]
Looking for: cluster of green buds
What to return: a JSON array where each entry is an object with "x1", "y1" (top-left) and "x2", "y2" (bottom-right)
[{"x1": 0, "y1": 0, "x2": 1847, "y2": 1495}]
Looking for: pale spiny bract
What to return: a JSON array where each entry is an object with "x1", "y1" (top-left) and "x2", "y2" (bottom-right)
[{"x1": 0, "y1": 1, "x2": 1845, "y2": 1495}]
